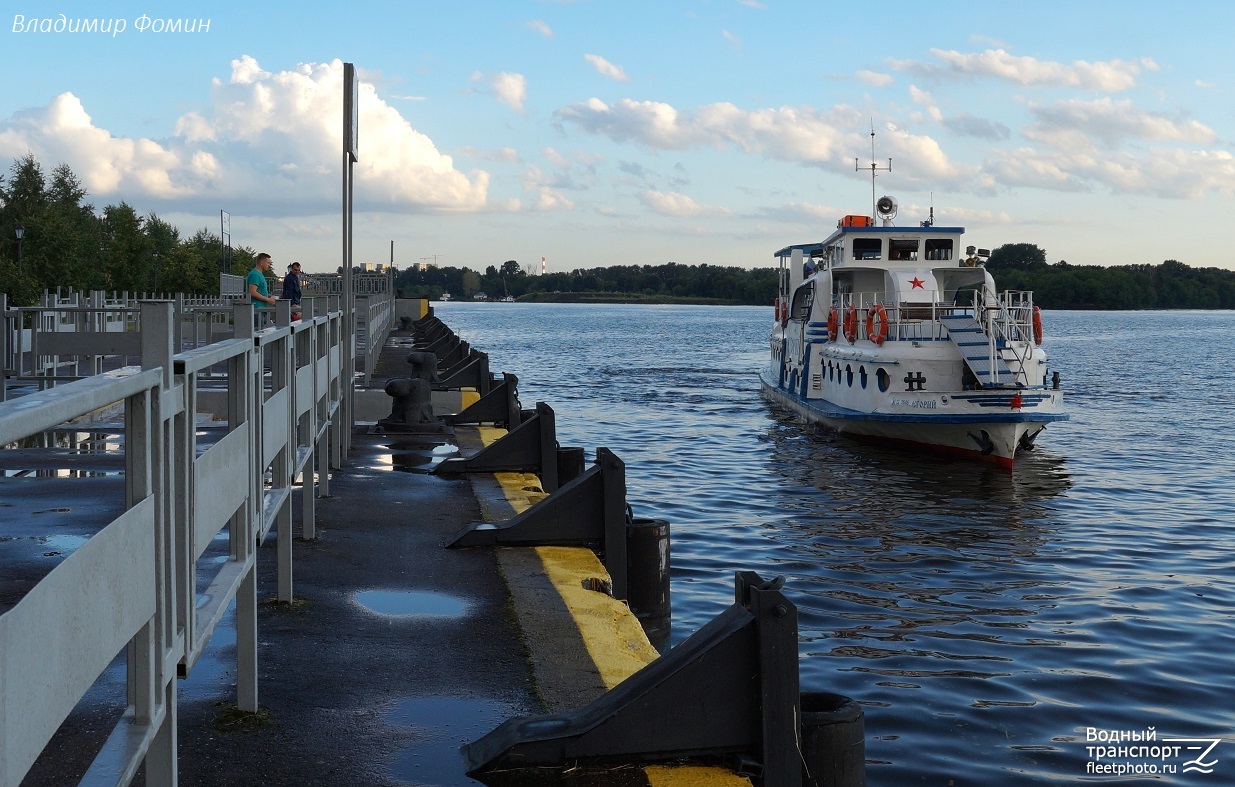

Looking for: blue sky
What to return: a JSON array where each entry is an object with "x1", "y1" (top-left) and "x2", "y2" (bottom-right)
[{"x1": 3, "y1": 1, "x2": 1234, "y2": 275}]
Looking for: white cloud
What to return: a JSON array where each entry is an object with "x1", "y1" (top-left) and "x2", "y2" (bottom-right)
[
  {"x1": 757, "y1": 201, "x2": 841, "y2": 223},
  {"x1": 891, "y1": 48, "x2": 1146, "y2": 91},
  {"x1": 491, "y1": 72, "x2": 527, "y2": 112},
  {"x1": 0, "y1": 57, "x2": 490, "y2": 214},
  {"x1": 941, "y1": 114, "x2": 1010, "y2": 141},
  {"x1": 722, "y1": 30, "x2": 743, "y2": 54},
  {"x1": 196, "y1": 57, "x2": 489, "y2": 211},
  {"x1": 525, "y1": 20, "x2": 553, "y2": 37},
  {"x1": 986, "y1": 145, "x2": 1235, "y2": 198},
  {"x1": 584, "y1": 54, "x2": 630, "y2": 82},
  {"x1": 521, "y1": 164, "x2": 575, "y2": 211},
  {"x1": 555, "y1": 97, "x2": 969, "y2": 184},
  {"x1": 639, "y1": 189, "x2": 731, "y2": 218},
  {"x1": 856, "y1": 70, "x2": 894, "y2": 87},
  {"x1": 0, "y1": 93, "x2": 214, "y2": 198},
  {"x1": 457, "y1": 146, "x2": 521, "y2": 163},
  {"x1": 1023, "y1": 98, "x2": 1216, "y2": 148}
]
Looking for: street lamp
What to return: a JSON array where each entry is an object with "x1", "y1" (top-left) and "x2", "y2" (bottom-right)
[{"x1": 14, "y1": 222, "x2": 24, "y2": 273}]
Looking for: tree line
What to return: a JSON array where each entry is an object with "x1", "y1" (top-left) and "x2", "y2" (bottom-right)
[
  {"x1": 396, "y1": 260, "x2": 780, "y2": 305},
  {"x1": 4, "y1": 155, "x2": 1233, "y2": 309},
  {"x1": 398, "y1": 248, "x2": 1235, "y2": 310},
  {"x1": 0, "y1": 154, "x2": 252, "y2": 305},
  {"x1": 987, "y1": 243, "x2": 1235, "y2": 309}
]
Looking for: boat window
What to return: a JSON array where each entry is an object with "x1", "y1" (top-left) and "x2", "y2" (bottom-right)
[
  {"x1": 877, "y1": 368, "x2": 890, "y2": 392},
  {"x1": 845, "y1": 364, "x2": 854, "y2": 387},
  {"x1": 889, "y1": 240, "x2": 918, "y2": 261},
  {"x1": 859, "y1": 366, "x2": 868, "y2": 389},
  {"x1": 924, "y1": 239, "x2": 954, "y2": 261},
  {"x1": 852, "y1": 238, "x2": 882, "y2": 260},
  {"x1": 790, "y1": 282, "x2": 815, "y2": 320}
]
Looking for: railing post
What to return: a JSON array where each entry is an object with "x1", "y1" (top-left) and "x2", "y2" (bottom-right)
[
  {"x1": 232, "y1": 303, "x2": 260, "y2": 713},
  {"x1": 1, "y1": 293, "x2": 8, "y2": 403}
]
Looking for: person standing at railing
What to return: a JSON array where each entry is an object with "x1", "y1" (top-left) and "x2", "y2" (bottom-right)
[
  {"x1": 248, "y1": 253, "x2": 278, "y2": 327},
  {"x1": 282, "y1": 261, "x2": 302, "y2": 320}
]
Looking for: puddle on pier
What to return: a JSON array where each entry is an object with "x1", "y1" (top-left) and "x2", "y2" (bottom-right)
[
  {"x1": 354, "y1": 590, "x2": 471, "y2": 619},
  {"x1": 38, "y1": 533, "x2": 90, "y2": 556},
  {"x1": 385, "y1": 696, "x2": 517, "y2": 786},
  {"x1": 365, "y1": 442, "x2": 458, "y2": 474}
]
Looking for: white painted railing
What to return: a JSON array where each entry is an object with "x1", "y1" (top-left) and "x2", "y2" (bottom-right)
[
  {"x1": 0, "y1": 297, "x2": 350, "y2": 785},
  {"x1": 2, "y1": 287, "x2": 394, "y2": 402}
]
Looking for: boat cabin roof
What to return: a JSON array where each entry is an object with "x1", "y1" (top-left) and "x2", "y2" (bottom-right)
[{"x1": 773, "y1": 224, "x2": 965, "y2": 260}]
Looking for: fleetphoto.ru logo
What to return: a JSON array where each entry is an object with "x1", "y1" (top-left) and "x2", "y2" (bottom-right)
[{"x1": 1086, "y1": 727, "x2": 1224, "y2": 777}]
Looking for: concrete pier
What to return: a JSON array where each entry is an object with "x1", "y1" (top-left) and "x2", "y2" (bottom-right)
[{"x1": 4, "y1": 310, "x2": 762, "y2": 786}]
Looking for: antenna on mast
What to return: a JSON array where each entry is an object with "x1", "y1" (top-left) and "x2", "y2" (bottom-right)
[{"x1": 855, "y1": 121, "x2": 891, "y2": 220}]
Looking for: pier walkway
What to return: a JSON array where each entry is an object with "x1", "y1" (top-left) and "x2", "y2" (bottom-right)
[
  {"x1": 2, "y1": 303, "x2": 763, "y2": 786},
  {"x1": 22, "y1": 417, "x2": 543, "y2": 786},
  {"x1": 1, "y1": 293, "x2": 865, "y2": 786}
]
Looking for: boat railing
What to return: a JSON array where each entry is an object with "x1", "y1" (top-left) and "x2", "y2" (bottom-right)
[{"x1": 837, "y1": 290, "x2": 968, "y2": 342}]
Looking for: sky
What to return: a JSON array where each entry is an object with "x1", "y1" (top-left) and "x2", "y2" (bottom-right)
[{"x1": 3, "y1": 1, "x2": 1235, "y2": 275}]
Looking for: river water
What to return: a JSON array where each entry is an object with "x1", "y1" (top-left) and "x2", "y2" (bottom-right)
[{"x1": 435, "y1": 302, "x2": 1235, "y2": 785}]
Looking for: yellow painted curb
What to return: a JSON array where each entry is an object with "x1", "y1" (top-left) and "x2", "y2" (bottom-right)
[
  {"x1": 646, "y1": 765, "x2": 752, "y2": 786},
  {"x1": 472, "y1": 424, "x2": 750, "y2": 785},
  {"x1": 535, "y1": 545, "x2": 658, "y2": 689}
]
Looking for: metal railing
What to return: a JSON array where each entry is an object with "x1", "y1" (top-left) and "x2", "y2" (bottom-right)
[
  {"x1": 829, "y1": 289, "x2": 1036, "y2": 345},
  {"x1": 0, "y1": 299, "x2": 349, "y2": 785},
  {"x1": 3, "y1": 286, "x2": 395, "y2": 401}
]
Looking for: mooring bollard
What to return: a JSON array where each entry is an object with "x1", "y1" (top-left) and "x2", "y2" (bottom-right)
[
  {"x1": 800, "y1": 691, "x2": 865, "y2": 787},
  {"x1": 626, "y1": 517, "x2": 671, "y2": 650}
]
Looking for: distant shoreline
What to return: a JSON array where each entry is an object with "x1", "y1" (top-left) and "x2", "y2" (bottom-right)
[
  {"x1": 427, "y1": 295, "x2": 1235, "y2": 311},
  {"x1": 512, "y1": 292, "x2": 745, "y2": 306}
]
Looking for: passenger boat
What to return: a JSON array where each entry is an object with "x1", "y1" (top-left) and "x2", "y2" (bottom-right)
[{"x1": 759, "y1": 196, "x2": 1067, "y2": 468}]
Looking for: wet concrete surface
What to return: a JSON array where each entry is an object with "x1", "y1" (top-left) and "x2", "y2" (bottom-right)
[{"x1": 18, "y1": 427, "x2": 541, "y2": 786}]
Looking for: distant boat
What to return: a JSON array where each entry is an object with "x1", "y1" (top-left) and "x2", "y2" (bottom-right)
[
  {"x1": 439, "y1": 292, "x2": 453, "y2": 302},
  {"x1": 760, "y1": 196, "x2": 1067, "y2": 468}
]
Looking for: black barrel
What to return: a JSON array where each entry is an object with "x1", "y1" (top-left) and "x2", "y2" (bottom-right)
[
  {"x1": 800, "y1": 691, "x2": 865, "y2": 787},
  {"x1": 626, "y1": 518, "x2": 671, "y2": 650},
  {"x1": 556, "y1": 446, "x2": 586, "y2": 485}
]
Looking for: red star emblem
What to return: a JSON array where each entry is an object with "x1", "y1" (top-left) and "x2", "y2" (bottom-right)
[{"x1": 909, "y1": 277, "x2": 925, "y2": 289}]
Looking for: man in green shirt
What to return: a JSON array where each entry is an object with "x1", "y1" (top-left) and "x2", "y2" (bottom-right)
[{"x1": 248, "y1": 253, "x2": 278, "y2": 307}]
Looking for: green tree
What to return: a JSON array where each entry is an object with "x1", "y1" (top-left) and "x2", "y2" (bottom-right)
[
  {"x1": 100, "y1": 202, "x2": 152, "y2": 291},
  {"x1": 461, "y1": 269, "x2": 480, "y2": 296},
  {"x1": 987, "y1": 243, "x2": 1047, "y2": 271}
]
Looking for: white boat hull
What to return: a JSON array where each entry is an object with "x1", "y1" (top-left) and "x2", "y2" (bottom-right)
[{"x1": 760, "y1": 368, "x2": 1064, "y2": 469}]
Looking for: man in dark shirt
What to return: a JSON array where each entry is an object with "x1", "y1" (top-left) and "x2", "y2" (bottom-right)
[{"x1": 282, "y1": 261, "x2": 303, "y2": 319}]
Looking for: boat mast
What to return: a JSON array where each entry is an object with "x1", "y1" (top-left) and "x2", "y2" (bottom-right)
[{"x1": 855, "y1": 122, "x2": 891, "y2": 219}]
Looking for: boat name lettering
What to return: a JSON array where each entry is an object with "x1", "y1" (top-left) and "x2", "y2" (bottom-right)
[{"x1": 891, "y1": 398, "x2": 937, "y2": 409}]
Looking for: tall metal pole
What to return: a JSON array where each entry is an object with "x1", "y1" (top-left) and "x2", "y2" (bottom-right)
[{"x1": 342, "y1": 62, "x2": 358, "y2": 454}]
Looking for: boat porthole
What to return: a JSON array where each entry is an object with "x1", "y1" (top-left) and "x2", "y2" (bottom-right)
[
  {"x1": 845, "y1": 364, "x2": 854, "y2": 387},
  {"x1": 859, "y1": 366, "x2": 868, "y2": 389},
  {"x1": 877, "y1": 368, "x2": 890, "y2": 392}
]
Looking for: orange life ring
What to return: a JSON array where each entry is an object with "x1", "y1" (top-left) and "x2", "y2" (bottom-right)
[
  {"x1": 842, "y1": 305, "x2": 859, "y2": 344},
  {"x1": 827, "y1": 306, "x2": 839, "y2": 341},
  {"x1": 1032, "y1": 305, "x2": 1043, "y2": 345},
  {"x1": 866, "y1": 304, "x2": 889, "y2": 346},
  {"x1": 774, "y1": 299, "x2": 782, "y2": 324}
]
